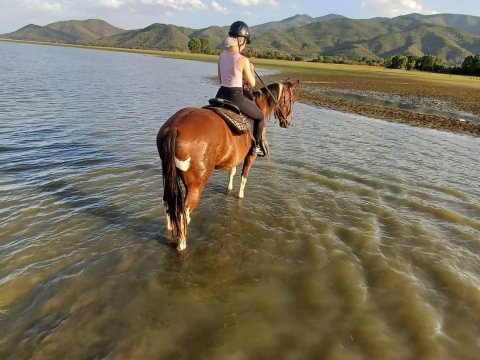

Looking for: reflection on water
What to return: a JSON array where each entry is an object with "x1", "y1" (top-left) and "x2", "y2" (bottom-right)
[{"x1": 1, "y1": 42, "x2": 479, "y2": 360}]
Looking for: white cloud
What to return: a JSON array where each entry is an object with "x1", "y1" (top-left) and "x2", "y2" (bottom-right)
[
  {"x1": 99, "y1": 0, "x2": 125, "y2": 9},
  {"x1": 22, "y1": 0, "x2": 62, "y2": 13},
  {"x1": 211, "y1": 1, "x2": 229, "y2": 14},
  {"x1": 155, "y1": 0, "x2": 208, "y2": 11},
  {"x1": 231, "y1": 0, "x2": 278, "y2": 7},
  {"x1": 362, "y1": 0, "x2": 436, "y2": 17},
  {"x1": 102, "y1": 0, "x2": 208, "y2": 11}
]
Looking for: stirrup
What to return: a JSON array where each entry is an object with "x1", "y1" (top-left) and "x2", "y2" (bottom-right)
[{"x1": 252, "y1": 145, "x2": 266, "y2": 157}]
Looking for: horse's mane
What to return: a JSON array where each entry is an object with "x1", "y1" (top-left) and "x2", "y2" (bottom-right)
[{"x1": 253, "y1": 83, "x2": 283, "y2": 108}]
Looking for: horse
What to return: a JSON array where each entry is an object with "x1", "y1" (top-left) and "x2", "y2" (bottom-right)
[{"x1": 156, "y1": 80, "x2": 300, "y2": 252}]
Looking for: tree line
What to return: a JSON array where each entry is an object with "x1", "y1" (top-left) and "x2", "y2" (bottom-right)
[
  {"x1": 187, "y1": 38, "x2": 213, "y2": 54},
  {"x1": 386, "y1": 54, "x2": 480, "y2": 75},
  {"x1": 187, "y1": 37, "x2": 480, "y2": 76}
]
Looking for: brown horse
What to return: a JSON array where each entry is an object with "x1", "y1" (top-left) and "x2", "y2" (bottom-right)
[{"x1": 156, "y1": 80, "x2": 300, "y2": 251}]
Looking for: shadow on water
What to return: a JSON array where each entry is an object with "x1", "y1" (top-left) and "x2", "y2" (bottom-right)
[{"x1": 38, "y1": 177, "x2": 165, "y2": 243}]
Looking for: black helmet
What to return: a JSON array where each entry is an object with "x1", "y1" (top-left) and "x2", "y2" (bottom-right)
[{"x1": 228, "y1": 21, "x2": 251, "y2": 44}]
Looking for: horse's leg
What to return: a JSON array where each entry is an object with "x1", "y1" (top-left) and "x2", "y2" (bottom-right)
[
  {"x1": 176, "y1": 212, "x2": 189, "y2": 252},
  {"x1": 175, "y1": 181, "x2": 207, "y2": 252},
  {"x1": 175, "y1": 156, "x2": 213, "y2": 251},
  {"x1": 239, "y1": 156, "x2": 256, "y2": 198},
  {"x1": 163, "y1": 206, "x2": 174, "y2": 240},
  {"x1": 227, "y1": 167, "x2": 236, "y2": 192}
]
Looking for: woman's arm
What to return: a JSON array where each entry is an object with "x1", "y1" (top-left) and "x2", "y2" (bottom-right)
[
  {"x1": 217, "y1": 59, "x2": 222, "y2": 84},
  {"x1": 239, "y1": 56, "x2": 256, "y2": 88}
]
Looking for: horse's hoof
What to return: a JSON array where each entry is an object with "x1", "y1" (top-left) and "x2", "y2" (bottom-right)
[{"x1": 177, "y1": 241, "x2": 186, "y2": 253}]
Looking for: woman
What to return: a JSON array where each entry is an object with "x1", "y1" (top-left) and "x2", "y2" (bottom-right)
[{"x1": 216, "y1": 21, "x2": 265, "y2": 157}]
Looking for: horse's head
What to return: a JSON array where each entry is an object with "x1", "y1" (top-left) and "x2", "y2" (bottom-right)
[
  {"x1": 255, "y1": 80, "x2": 300, "y2": 128},
  {"x1": 275, "y1": 80, "x2": 300, "y2": 128}
]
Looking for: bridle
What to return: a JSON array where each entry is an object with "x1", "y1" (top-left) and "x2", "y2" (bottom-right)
[{"x1": 254, "y1": 70, "x2": 290, "y2": 125}]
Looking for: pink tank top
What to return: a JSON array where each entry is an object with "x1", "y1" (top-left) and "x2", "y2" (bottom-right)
[{"x1": 219, "y1": 52, "x2": 243, "y2": 88}]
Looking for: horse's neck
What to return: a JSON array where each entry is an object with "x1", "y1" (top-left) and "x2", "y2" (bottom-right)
[{"x1": 257, "y1": 83, "x2": 284, "y2": 115}]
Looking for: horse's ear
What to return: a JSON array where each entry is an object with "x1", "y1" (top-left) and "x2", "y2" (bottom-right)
[{"x1": 293, "y1": 80, "x2": 300, "y2": 88}]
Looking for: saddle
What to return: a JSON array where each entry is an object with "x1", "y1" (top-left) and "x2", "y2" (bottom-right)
[
  {"x1": 203, "y1": 98, "x2": 270, "y2": 157},
  {"x1": 203, "y1": 98, "x2": 253, "y2": 135}
]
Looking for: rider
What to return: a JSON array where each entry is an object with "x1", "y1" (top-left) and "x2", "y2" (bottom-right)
[{"x1": 216, "y1": 21, "x2": 266, "y2": 157}]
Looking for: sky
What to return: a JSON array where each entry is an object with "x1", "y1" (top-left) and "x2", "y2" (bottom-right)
[{"x1": 0, "y1": 0, "x2": 479, "y2": 34}]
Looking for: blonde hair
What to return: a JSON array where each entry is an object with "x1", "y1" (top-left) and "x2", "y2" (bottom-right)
[{"x1": 224, "y1": 36, "x2": 238, "y2": 48}]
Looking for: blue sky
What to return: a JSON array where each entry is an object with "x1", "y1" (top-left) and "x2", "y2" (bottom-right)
[{"x1": 0, "y1": 0, "x2": 479, "y2": 34}]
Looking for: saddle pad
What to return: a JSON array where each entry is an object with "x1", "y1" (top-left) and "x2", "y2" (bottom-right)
[{"x1": 204, "y1": 106, "x2": 251, "y2": 134}]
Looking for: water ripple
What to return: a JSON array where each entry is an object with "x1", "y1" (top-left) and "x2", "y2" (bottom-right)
[{"x1": 0, "y1": 42, "x2": 479, "y2": 360}]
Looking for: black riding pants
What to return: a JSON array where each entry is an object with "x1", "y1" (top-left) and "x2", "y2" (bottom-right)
[{"x1": 216, "y1": 86, "x2": 264, "y2": 143}]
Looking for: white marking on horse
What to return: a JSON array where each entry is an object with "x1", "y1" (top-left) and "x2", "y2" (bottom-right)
[
  {"x1": 239, "y1": 176, "x2": 248, "y2": 199},
  {"x1": 177, "y1": 236, "x2": 186, "y2": 252},
  {"x1": 276, "y1": 83, "x2": 284, "y2": 102},
  {"x1": 228, "y1": 167, "x2": 237, "y2": 191},
  {"x1": 176, "y1": 208, "x2": 191, "y2": 252},
  {"x1": 175, "y1": 156, "x2": 191, "y2": 171}
]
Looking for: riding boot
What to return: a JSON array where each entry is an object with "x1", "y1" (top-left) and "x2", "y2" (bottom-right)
[
  {"x1": 251, "y1": 120, "x2": 266, "y2": 157},
  {"x1": 250, "y1": 137, "x2": 266, "y2": 157}
]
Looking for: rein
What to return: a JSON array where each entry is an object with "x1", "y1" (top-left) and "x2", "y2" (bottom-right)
[{"x1": 254, "y1": 70, "x2": 288, "y2": 121}]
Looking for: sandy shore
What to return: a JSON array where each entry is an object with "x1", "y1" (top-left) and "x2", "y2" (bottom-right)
[{"x1": 263, "y1": 69, "x2": 480, "y2": 137}]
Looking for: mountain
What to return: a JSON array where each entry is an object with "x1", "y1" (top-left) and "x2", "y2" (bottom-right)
[
  {"x1": 252, "y1": 14, "x2": 346, "y2": 35},
  {"x1": 2, "y1": 14, "x2": 480, "y2": 63},
  {"x1": 363, "y1": 25, "x2": 480, "y2": 63},
  {"x1": 191, "y1": 26, "x2": 228, "y2": 49},
  {"x1": 96, "y1": 23, "x2": 190, "y2": 51},
  {"x1": 1, "y1": 19, "x2": 125, "y2": 44},
  {"x1": 399, "y1": 13, "x2": 480, "y2": 36},
  {"x1": 46, "y1": 19, "x2": 126, "y2": 42},
  {"x1": 3, "y1": 24, "x2": 79, "y2": 43}
]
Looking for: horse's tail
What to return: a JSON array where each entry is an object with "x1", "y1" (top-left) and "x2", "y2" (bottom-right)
[{"x1": 157, "y1": 128, "x2": 186, "y2": 237}]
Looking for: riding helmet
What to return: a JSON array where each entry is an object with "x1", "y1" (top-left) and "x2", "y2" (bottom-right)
[{"x1": 228, "y1": 21, "x2": 251, "y2": 44}]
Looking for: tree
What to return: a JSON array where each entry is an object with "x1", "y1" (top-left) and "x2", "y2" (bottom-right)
[
  {"x1": 462, "y1": 55, "x2": 480, "y2": 75},
  {"x1": 188, "y1": 38, "x2": 202, "y2": 53},
  {"x1": 200, "y1": 38, "x2": 212, "y2": 54},
  {"x1": 406, "y1": 55, "x2": 419, "y2": 70},
  {"x1": 390, "y1": 55, "x2": 408, "y2": 69},
  {"x1": 416, "y1": 55, "x2": 443, "y2": 72}
]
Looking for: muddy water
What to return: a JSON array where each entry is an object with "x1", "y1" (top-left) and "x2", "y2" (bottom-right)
[{"x1": 1, "y1": 42, "x2": 479, "y2": 360}]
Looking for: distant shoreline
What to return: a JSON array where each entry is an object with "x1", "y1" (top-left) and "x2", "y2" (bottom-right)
[{"x1": 2, "y1": 38, "x2": 479, "y2": 137}]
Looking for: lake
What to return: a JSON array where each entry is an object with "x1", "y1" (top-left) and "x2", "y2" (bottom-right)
[{"x1": 1, "y1": 41, "x2": 479, "y2": 360}]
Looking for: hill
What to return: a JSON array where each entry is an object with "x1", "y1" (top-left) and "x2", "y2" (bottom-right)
[
  {"x1": 251, "y1": 14, "x2": 346, "y2": 35},
  {"x1": 402, "y1": 13, "x2": 480, "y2": 36},
  {"x1": 2, "y1": 14, "x2": 480, "y2": 63},
  {"x1": 3, "y1": 24, "x2": 79, "y2": 43},
  {"x1": 1, "y1": 19, "x2": 125, "y2": 44},
  {"x1": 46, "y1": 19, "x2": 126, "y2": 42},
  {"x1": 96, "y1": 23, "x2": 190, "y2": 51}
]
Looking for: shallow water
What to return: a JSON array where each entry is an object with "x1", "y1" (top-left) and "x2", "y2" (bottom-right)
[{"x1": 1, "y1": 42, "x2": 479, "y2": 360}]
